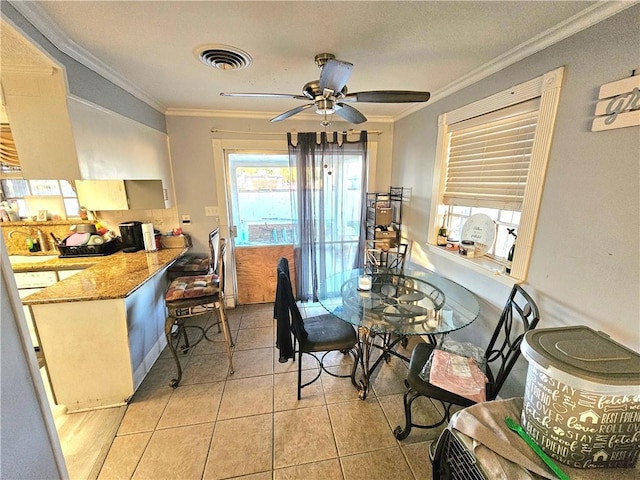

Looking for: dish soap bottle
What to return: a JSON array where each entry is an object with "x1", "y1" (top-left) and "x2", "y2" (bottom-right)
[
  {"x1": 37, "y1": 229, "x2": 49, "y2": 252},
  {"x1": 437, "y1": 212, "x2": 448, "y2": 246},
  {"x1": 506, "y1": 228, "x2": 517, "y2": 274}
]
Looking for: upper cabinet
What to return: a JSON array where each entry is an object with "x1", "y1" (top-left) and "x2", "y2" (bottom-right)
[
  {"x1": 1, "y1": 22, "x2": 81, "y2": 179},
  {"x1": 67, "y1": 97, "x2": 173, "y2": 192},
  {"x1": 3, "y1": 70, "x2": 82, "y2": 179},
  {"x1": 76, "y1": 180, "x2": 167, "y2": 210}
]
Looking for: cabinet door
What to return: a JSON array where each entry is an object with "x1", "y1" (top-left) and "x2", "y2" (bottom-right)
[
  {"x1": 76, "y1": 180, "x2": 128, "y2": 210},
  {"x1": 76, "y1": 179, "x2": 165, "y2": 210},
  {"x1": 13, "y1": 271, "x2": 59, "y2": 288},
  {"x1": 124, "y1": 180, "x2": 166, "y2": 210}
]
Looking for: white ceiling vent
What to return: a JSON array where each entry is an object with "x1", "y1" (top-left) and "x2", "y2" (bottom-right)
[{"x1": 196, "y1": 45, "x2": 252, "y2": 70}]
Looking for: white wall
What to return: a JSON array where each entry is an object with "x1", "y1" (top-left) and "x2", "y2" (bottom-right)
[{"x1": 392, "y1": 6, "x2": 640, "y2": 397}]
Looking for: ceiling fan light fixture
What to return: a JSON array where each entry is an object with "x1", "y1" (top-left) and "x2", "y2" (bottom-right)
[
  {"x1": 196, "y1": 45, "x2": 252, "y2": 71},
  {"x1": 316, "y1": 98, "x2": 335, "y2": 115}
]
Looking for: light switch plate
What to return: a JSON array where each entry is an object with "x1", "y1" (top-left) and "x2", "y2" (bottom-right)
[{"x1": 205, "y1": 206, "x2": 218, "y2": 217}]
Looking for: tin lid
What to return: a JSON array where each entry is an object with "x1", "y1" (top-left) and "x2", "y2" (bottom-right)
[{"x1": 522, "y1": 326, "x2": 640, "y2": 386}]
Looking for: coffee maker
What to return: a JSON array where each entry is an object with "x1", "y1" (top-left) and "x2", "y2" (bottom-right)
[{"x1": 119, "y1": 221, "x2": 145, "y2": 253}]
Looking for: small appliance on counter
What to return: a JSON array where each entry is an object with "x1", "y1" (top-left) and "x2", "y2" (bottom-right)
[
  {"x1": 141, "y1": 222, "x2": 157, "y2": 252},
  {"x1": 119, "y1": 221, "x2": 145, "y2": 253}
]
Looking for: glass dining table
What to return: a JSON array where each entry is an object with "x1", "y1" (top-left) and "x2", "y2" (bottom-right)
[{"x1": 318, "y1": 268, "x2": 480, "y2": 399}]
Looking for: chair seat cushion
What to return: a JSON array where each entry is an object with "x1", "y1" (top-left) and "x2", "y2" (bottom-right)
[
  {"x1": 299, "y1": 314, "x2": 357, "y2": 352},
  {"x1": 407, "y1": 342, "x2": 476, "y2": 408},
  {"x1": 168, "y1": 254, "x2": 210, "y2": 276},
  {"x1": 165, "y1": 274, "x2": 219, "y2": 302}
]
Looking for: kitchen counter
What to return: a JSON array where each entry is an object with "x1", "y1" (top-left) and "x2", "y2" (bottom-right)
[
  {"x1": 18, "y1": 247, "x2": 191, "y2": 411},
  {"x1": 17, "y1": 248, "x2": 188, "y2": 304}
]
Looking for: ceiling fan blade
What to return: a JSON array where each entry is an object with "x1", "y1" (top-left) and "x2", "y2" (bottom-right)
[
  {"x1": 220, "y1": 92, "x2": 308, "y2": 100},
  {"x1": 271, "y1": 103, "x2": 315, "y2": 122},
  {"x1": 341, "y1": 91, "x2": 431, "y2": 103},
  {"x1": 335, "y1": 103, "x2": 367, "y2": 124},
  {"x1": 319, "y1": 59, "x2": 353, "y2": 93}
]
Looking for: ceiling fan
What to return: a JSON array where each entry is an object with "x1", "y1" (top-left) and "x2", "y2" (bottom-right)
[{"x1": 220, "y1": 53, "x2": 430, "y2": 125}]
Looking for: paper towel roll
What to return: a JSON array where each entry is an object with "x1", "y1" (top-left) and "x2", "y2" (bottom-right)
[{"x1": 142, "y1": 223, "x2": 156, "y2": 251}]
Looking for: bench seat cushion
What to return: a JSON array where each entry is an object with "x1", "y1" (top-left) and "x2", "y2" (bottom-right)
[{"x1": 168, "y1": 254, "x2": 210, "y2": 276}]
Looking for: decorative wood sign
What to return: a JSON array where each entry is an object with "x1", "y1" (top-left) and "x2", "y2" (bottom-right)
[{"x1": 592, "y1": 74, "x2": 640, "y2": 131}]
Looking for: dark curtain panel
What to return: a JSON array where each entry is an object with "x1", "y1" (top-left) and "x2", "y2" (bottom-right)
[{"x1": 287, "y1": 131, "x2": 368, "y2": 301}]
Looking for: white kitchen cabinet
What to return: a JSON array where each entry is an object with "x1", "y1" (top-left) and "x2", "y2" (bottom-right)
[
  {"x1": 76, "y1": 179, "x2": 166, "y2": 210},
  {"x1": 14, "y1": 271, "x2": 58, "y2": 348},
  {"x1": 2, "y1": 71, "x2": 81, "y2": 180}
]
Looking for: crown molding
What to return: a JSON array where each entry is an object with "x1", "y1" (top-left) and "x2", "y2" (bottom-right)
[
  {"x1": 166, "y1": 108, "x2": 274, "y2": 119},
  {"x1": 394, "y1": 0, "x2": 638, "y2": 122},
  {"x1": 166, "y1": 107, "x2": 394, "y2": 124},
  {"x1": 8, "y1": 0, "x2": 166, "y2": 113}
]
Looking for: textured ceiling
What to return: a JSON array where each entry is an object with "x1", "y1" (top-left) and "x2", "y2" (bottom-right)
[{"x1": 3, "y1": 1, "x2": 618, "y2": 122}]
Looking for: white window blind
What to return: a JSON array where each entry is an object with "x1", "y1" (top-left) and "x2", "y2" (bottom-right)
[
  {"x1": 443, "y1": 98, "x2": 541, "y2": 211},
  {"x1": 0, "y1": 125, "x2": 20, "y2": 168}
]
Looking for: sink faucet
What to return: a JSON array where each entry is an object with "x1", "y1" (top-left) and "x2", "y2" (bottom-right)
[
  {"x1": 7, "y1": 229, "x2": 41, "y2": 252},
  {"x1": 8, "y1": 230, "x2": 31, "y2": 239}
]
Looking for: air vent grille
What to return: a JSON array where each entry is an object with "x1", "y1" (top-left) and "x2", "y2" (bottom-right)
[{"x1": 197, "y1": 45, "x2": 252, "y2": 70}]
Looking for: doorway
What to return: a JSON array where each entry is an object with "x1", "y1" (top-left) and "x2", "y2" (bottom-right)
[
  {"x1": 214, "y1": 137, "x2": 371, "y2": 306},
  {"x1": 225, "y1": 150, "x2": 295, "y2": 304}
]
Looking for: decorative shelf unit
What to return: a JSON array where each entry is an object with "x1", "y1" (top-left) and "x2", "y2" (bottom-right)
[{"x1": 365, "y1": 187, "x2": 407, "y2": 271}]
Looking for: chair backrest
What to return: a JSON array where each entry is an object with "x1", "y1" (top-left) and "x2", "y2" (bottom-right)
[
  {"x1": 276, "y1": 257, "x2": 308, "y2": 340},
  {"x1": 388, "y1": 243, "x2": 408, "y2": 272},
  {"x1": 484, "y1": 284, "x2": 540, "y2": 399},
  {"x1": 216, "y1": 237, "x2": 226, "y2": 294},
  {"x1": 365, "y1": 242, "x2": 408, "y2": 273},
  {"x1": 208, "y1": 228, "x2": 220, "y2": 273}
]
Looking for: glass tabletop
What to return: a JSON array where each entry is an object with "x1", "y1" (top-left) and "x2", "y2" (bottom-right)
[{"x1": 318, "y1": 268, "x2": 480, "y2": 337}]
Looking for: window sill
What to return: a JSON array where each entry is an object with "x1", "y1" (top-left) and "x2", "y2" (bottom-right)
[{"x1": 425, "y1": 243, "x2": 518, "y2": 287}]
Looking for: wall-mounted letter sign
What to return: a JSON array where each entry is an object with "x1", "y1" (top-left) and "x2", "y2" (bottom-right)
[{"x1": 592, "y1": 74, "x2": 640, "y2": 132}]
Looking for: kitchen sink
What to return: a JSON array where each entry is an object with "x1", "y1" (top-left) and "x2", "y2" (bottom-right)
[{"x1": 9, "y1": 255, "x2": 58, "y2": 265}]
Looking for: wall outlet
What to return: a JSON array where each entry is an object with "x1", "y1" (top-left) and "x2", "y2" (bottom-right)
[
  {"x1": 205, "y1": 206, "x2": 219, "y2": 217},
  {"x1": 181, "y1": 214, "x2": 191, "y2": 224}
]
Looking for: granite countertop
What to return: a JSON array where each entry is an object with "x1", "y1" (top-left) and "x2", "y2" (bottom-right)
[
  {"x1": 11, "y1": 255, "x2": 104, "y2": 272},
  {"x1": 16, "y1": 248, "x2": 188, "y2": 305}
]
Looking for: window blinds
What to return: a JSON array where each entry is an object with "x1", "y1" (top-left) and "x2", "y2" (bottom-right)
[
  {"x1": 0, "y1": 125, "x2": 20, "y2": 168},
  {"x1": 443, "y1": 98, "x2": 541, "y2": 211}
]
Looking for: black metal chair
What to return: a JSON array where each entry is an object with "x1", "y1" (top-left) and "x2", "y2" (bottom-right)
[
  {"x1": 365, "y1": 242, "x2": 408, "y2": 274},
  {"x1": 393, "y1": 284, "x2": 540, "y2": 440},
  {"x1": 164, "y1": 236, "x2": 234, "y2": 388},
  {"x1": 274, "y1": 257, "x2": 359, "y2": 399}
]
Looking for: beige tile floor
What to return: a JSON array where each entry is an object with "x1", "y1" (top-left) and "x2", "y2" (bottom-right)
[{"x1": 93, "y1": 303, "x2": 448, "y2": 480}]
